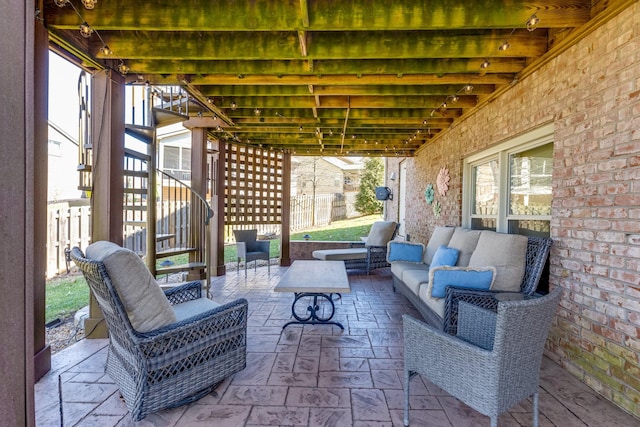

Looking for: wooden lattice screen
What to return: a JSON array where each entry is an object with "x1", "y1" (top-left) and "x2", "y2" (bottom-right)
[{"x1": 225, "y1": 144, "x2": 283, "y2": 226}]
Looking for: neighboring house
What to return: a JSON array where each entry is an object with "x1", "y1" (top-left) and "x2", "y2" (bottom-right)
[
  {"x1": 291, "y1": 156, "x2": 364, "y2": 196},
  {"x1": 157, "y1": 122, "x2": 192, "y2": 183},
  {"x1": 47, "y1": 122, "x2": 84, "y2": 202}
]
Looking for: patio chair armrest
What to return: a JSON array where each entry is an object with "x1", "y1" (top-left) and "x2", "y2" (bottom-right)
[
  {"x1": 236, "y1": 242, "x2": 248, "y2": 257},
  {"x1": 443, "y1": 287, "x2": 526, "y2": 335},
  {"x1": 403, "y1": 314, "x2": 491, "y2": 375},
  {"x1": 135, "y1": 298, "x2": 249, "y2": 360},
  {"x1": 164, "y1": 280, "x2": 203, "y2": 304}
]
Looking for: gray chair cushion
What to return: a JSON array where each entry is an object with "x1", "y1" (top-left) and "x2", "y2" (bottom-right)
[
  {"x1": 424, "y1": 226, "x2": 456, "y2": 264},
  {"x1": 173, "y1": 298, "x2": 221, "y2": 322},
  {"x1": 469, "y1": 232, "x2": 528, "y2": 292},
  {"x1": 86, "y1": 241, "x2": 177, "y2": 332}
]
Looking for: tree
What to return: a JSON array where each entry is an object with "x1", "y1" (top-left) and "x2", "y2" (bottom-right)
[{"x1": 355, "y1": 157, "x2": 384, "y2": 214}]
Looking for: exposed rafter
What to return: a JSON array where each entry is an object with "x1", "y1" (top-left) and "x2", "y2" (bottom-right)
[{"x1": 43, "y1": 0, "x2": 598, "y2": 156}]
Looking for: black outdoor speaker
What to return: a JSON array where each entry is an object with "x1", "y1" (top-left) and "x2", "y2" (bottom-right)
[{"x1": 375, "y1": 186, "x2": 392, "y2": 201}]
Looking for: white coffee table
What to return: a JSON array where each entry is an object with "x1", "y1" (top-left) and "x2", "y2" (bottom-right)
[{"x1": 274, "y1": 260, "x2": 350, "y2": 329}]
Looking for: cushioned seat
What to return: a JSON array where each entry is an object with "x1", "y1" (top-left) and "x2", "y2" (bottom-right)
[
  {"x1": 312, "y1": 221, "x2": 399, "y2": 274},
  {"x1": 70, "y1": 241, "x2": 248, "y2": 421},
  {"x1": 312, "y1": 247, "x2": 368, "y2": 261}
]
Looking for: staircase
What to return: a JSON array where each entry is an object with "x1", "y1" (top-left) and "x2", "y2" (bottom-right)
[{"x1": 77, "y1": 83, "x2": 213, "y2": 293}]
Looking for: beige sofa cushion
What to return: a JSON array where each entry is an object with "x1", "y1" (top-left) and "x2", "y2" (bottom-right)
[
  {"x1": 424, "y1": 226, "x2": 456, "y2": 264},
  {"x1": 419, "y1": 281, "x2": 446, "y2": 317},
  {"x1": 365, "y1": 221, "x2": 398, "y2": 247},
  {"x1": 402, "y1": 269, "x2": 431, "y2": 295},
  {"x1": 447, "y1": 227, "x2": 482, "y2": 267},
  {"x1": 390, "y1": 261, "x2": 430, "y2": 281},
  {"x1": 468, "y1": 232, "x2": 528, "y2": 292},
  {"x1": 86, "y1": 241, "x2": 177, "y2": 332}
]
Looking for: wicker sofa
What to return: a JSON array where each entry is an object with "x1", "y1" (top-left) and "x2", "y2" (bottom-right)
[{"x1": 388, "y1": 226, "x2": 551, "y2": 333}]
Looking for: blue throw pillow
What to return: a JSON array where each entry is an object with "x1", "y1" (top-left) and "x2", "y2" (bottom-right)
[
  {"x1": 387, "y1": 242, "x2": 424, "y2": 263},
  {"x1": 430, "y1": 266, "x2": 496, "y2": 298},
  {"x1": 429, "y1": 245, "x2": 459, "y2": 272}
]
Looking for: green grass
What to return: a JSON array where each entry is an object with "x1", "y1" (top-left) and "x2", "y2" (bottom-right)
[
  {"x1": 47, "y1": 214, "x2": 381, "y2": 322},
  {"x1": 45, "y1": 275, "x2": 89, "y2": 323}
]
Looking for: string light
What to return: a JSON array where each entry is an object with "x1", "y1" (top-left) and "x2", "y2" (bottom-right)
[
  {"x1": 117, "y1": 61, "x2": 130, "y2": 75},
  {"x1": 99, "y1": 45, "x2": 113, "y2": 55},
  {"x1": 82, "y1": 0, "x2": 97, "y2": 9},
  {"x1": 526, "y1": 13, "x2": 540, "y2": 32},
  {"x1": 79, "y1": 22, "x2": 93, "y2": 38},
  {"x1": 498, "y1": 40, "x2": 510, "y2": 51}
]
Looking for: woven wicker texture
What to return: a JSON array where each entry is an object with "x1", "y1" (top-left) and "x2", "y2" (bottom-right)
[
  {"x1": 403, "y1": 287, "x2": 562, "y2": 427},
  {"x1": 443, "y1": 236, "x2": 552, "y2": 335},
  {"x1": 71, "y1": 247, "x2": 248, "y2": 421}
]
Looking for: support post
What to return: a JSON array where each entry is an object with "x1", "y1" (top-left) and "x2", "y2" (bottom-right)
[
  {"x1": 280, "y1": 151, "x2": 291, "y2": 266},
  {"x1": 85, "y1": 70, "x2": 125, "y2": 338},
  {"x1": 211, "y1": 140, "x2": 227, "y2": 276},
  {"x1": 188, "y1": 127, "x2": 208, "y2": 281}
]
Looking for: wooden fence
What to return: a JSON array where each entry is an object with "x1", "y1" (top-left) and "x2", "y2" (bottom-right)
[{"x1": 47, "y1": 192, "x2": 350, "y2": 277}]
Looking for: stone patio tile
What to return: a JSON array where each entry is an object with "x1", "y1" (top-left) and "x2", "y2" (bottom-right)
[
  {"x1": 371, "y1": 369, "x2": 403, "y2": 389},
  {"x1": 368, "y1": 358, "x2": 404, "y2": 371},
  {"x1": 322, "y1": 335, "x2": 371, "y2": 348},
  {"x1": 220, "y1": 385, "x2": 288, "y2": 406},
  {"x1": 246, "y1": 334, "x2": 280, "y2": 353},
  {"x1": 246, "y1": 406, "x2": 309, "y2": 425},
  {"x1": 351, "y1": 389, "x2": 391, "y2": 422},
  {"x1": 367, "y1": 328, "x2": 403, "y2": 347},
  {"x1": 293, "y1": 356, "x2": 319, "y2": 373},
  {"x1": 309, "y1": 407, "x2": 352, "y2": 427},
  {"x1": 285, "y1": 387, "x2": 351, "y2": 408},
  {"x1": 390, "y1": 408, "x2": 452, "y2": 427},
  {"x1": 340, "y1": 347, "x2": 375, "y2": 358},
  {"x1": 91, "y1": 392, "x2": 129, "y2": 416},
  {"x1": 319, "y1": 347, "x2": 340, "y2": 372},
  {"x1": 231, "y1": 353, "x2": 276, "y2": 386},
  {"x1": 61, "y1": 381, "x2": 119, "y2": 403},
  {"x1": 318, "y1": 372, "x2": 373, "y2": 388},
  {"x1": 272, "y1": 352, "x2": 296, "y2": 372},
  {"x1": 339, "y1": 357, "x2": 370, "y2": 372},
  {"x1": 267, "y1": 372, "x2": 318, "y2": 387},
  {"x1": 178, "y1": 404, "x2": 251, "y2": 426}
]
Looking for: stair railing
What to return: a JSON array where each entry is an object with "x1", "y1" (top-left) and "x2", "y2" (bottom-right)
[{"x1": 155, "y1": 169, "x2": 213, "y2": 295}]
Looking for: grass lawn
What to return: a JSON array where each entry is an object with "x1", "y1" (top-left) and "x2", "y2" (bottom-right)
[{"x1": 47, "y1": 214, "x2": 381, "y2": 322}]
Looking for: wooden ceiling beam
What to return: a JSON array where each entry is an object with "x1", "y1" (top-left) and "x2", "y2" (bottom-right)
[
  {"x1": 119, "y1": 57, "x2": 526, "y2": 75},
  {"x1": 90, "y1": 30, "x2": 548, "y2": 60},
  {"x1": 46, "y1": 0, "x2": 590, "y2": 31},
  {"x1": 198, "y1": 84, "x2": 495, "y2": 97},
  {"x1": 185, "y1": 73, "x2": 515, "y2": 86}
]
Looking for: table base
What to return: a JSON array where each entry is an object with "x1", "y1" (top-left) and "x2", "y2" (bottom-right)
[{"x1": 282, "y1": 292, "x2": 344, "y2": 330}]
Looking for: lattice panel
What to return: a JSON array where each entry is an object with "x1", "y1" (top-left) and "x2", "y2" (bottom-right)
[{"x1": 225, "y1": 144, "x2": 283, "y2": 226}]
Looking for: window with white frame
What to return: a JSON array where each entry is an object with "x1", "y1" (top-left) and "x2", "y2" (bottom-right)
[{"x1": 463, "y1": 124, "x2": 553, "y2": 237}]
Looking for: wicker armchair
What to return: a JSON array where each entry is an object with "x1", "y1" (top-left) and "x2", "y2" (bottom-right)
[
  {"x1": 402, "y1": 287, "x2": 562, "y2": 427},
  {"x1": 442, "y1": 236, "x2": 552, "y2": 335},
  {"x1": 70, "y1": 244, "x2": 248, "y2": 421},
  {"x1": 234, "y1": 229, "x2": 271, "y2": 275}
]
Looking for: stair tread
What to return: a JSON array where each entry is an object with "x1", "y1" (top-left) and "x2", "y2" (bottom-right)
[
  {"x1": 156, "y1": 262, "x2": 205, "y2": 275},
  {"x1": 157, "y1": 247, "x2": 197, "y2": 258}
]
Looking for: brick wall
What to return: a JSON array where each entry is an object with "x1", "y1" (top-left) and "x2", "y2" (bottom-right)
[{"x1": 387, "y1": 3, "x2": 640, "y2": 418}]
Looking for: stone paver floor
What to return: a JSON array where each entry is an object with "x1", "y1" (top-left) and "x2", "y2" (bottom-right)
[{"x1": 35, "y1": 265, "x2": 639, "y2": 426}]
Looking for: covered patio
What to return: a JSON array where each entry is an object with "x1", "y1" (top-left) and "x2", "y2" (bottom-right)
[
  {"x1": 35, "y1": 266, "x2": 637, "y2": 426},
  {"x1": 2, "y1": 0, "x2": 639, "y2": 425}
]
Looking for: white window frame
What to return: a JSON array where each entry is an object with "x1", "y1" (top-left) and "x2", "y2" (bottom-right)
[{"x1": 462, "y1": 123, "x2": 554, "y2": 233}]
